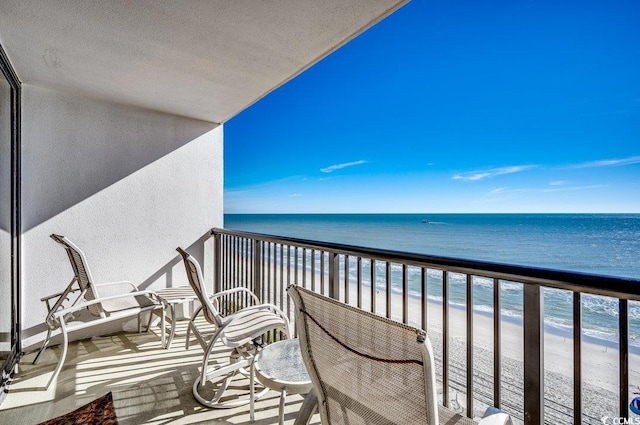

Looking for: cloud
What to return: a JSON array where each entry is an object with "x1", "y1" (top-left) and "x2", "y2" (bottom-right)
[
  {"x1": 489, "y1": 184, "x2": 607, "y2": 195},
  {"x1": 567, "y1": 155, "x2": 640, "y2": 169},
  {"x1": 543, "y1": 184, "x2": 607, "y2": 193},
  {"x1": 549, "y1": 180, "x2": 569, "y2": 186},
  {"x1": 453, "y1": 165, "x2": 537, "y2": 181},
  {"x1": 489, "y1": 187, "x2": 532, "y2": 194},
  {"x1": 320, "y1": 160, "x2": 367, "y2": 173},
  {"x1": 288, "y1": 193, "x2": 302, "y2": 198}
]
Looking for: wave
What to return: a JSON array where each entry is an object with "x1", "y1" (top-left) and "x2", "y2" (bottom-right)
[
  {"x1": 390, "y1": 279, "x2": 640, "y2": 348},
  {"x1": 232, "y1": 242, "x2": 640, "y2": 348}
]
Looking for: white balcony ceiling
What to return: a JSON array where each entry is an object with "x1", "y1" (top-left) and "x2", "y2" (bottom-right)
[{"x1": 0, "y1": 0, "x2": 406, "y2": 123}]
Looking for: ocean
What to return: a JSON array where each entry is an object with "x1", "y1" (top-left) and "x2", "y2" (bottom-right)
[{"x1": 224, "y1": 213, "x2": 640, "y2": 347}]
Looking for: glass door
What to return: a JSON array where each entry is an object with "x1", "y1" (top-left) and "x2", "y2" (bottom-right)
[
  {"x1": 0, "y1": 44, "x2": 20, "y2": 394},
  {"x1": 0, "y1": 66, "x2": 10, "y2": 367}
]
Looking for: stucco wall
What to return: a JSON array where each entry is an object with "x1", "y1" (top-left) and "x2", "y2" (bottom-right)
[{"x1": 21, "y1": 85, "x2": 223, "y2": 349}]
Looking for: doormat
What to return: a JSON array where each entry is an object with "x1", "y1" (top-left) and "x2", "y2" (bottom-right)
[{"x1": 37, "y1": 392, "x2": 118, "y2": 425}]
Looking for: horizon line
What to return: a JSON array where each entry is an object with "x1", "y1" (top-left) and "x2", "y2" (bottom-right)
[{"x1": 224, "y1": 211, "x2": 640, "y2": 215}]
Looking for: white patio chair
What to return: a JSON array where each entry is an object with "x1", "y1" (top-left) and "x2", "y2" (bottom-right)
[
  {"x1": 176, "y1": 247, "x2": 291, "y2": 408},
  {"x1": 288, "y1": 285, "x2": 512, "y2": 425},
  {"x1": 33, "y1": 234, "x2": 164, "y2": 390}
]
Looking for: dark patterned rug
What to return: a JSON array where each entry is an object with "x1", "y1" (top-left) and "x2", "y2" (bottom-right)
[{"x1": 37, "y1": 392, "x2": 118, "y2": 425}]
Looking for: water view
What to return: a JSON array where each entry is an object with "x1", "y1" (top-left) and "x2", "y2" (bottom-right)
[
  {"x1": 225, "y1": 213, "x2": 640, "y2": 423},
  {"x1": 226, "y1": 213, "x2": 640, "y2": 344}
]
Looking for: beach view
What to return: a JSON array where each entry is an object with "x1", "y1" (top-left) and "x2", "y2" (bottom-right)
[
  {"x1": 224, "y1": 0, "x2": 640, "y2": 423},
  {"x1": 1, "y1": 0, "x2": 638, "y2": 424},
  {"x1": 223, "y1": 214, "x2": 640, "y2": 423}
]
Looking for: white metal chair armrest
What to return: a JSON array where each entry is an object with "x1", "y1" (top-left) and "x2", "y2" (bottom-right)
[
  {"x1": 94, "y1": 280, "x2": 138, "y2": 291},
  {"x1": 227, "y1": 302, "x2": 285, "y2": 316},
  {"x1": 208, "y1": 287, "x2": 260, "y2": 305},
  {"x1": 40, "y1": 289, "x2": 78, "y2": 303},
  {"x1": 52, "y1": 290, "x2": 159, "y2": 318}
]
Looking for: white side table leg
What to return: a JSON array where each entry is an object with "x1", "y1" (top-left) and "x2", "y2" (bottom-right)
[
  {"x1": 160, "y1": 303, "x2": 166, "y2": 348},
  {"x1": 166, "y1": 302, "x2": 177, "y2": 349},
  {"x1": 279, "y1": 388, "x2": 287, "y2": 425},
  {"x1": 250, "y1": 359, "x2": 256, "y2": 422}
]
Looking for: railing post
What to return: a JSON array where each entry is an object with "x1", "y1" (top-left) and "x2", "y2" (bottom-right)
[
  {"x1": 253, "y1": 239, "x2": 262, "y2": 301},
  {"x1": 494, "y1": 278, "x2": 502, "y2": 410},
  {"x1": 402, "y1": 264, "x2": 409, "y2": 324},
  {"x1": 214, "y1": 232, "x2": 222, "y2": 294},
  {"x1": 466, "y1": 274, "x2": 474, "y2": 417},
  {"x1": 370, "y1": 259, "x2": 376, "y2": 314},
  {"x1": 385, "y1": 262, "x2": 392, "y2": 319},
  {"x1": 443, "y1": 271, "x2": 450, "y2": 408},
  {"x1": 573, "y1": 292, "x2": 581, "y2": 425},
  {"x1": 328, "y1": 252, "x2": 339, "y2": 300},
  {"x1": 620, "y1": 299, "x2": 629, "y2": 420},
  {"x1": 523, "y1": 284, "x2": 544, "y2": 425}
]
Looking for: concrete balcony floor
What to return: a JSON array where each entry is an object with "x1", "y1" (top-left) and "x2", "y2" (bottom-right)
[{"x1": 1, "y1": 319, "x2": 319, "y2": 424}]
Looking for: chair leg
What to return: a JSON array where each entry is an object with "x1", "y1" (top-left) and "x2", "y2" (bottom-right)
[
  {"x1": 45, "y1": 321, "x2": 69, "y2": 390},
  {"x1": 185, "y1": 315, "x2": 194, "y2": 350},
  {"x1": 165, "y1": 303, "x2": 177, "y2": 349},
  {"x1": 210, "y1": 373, "x2": 235, "y2": 404},
  {"x1": 141, "y1": 305, "x2": 161, "y2": 335},
  {"x1": 186, "y1": 305, "x2": 204, "y2": 350},
  {"x1": 145, "y1": 307, "x2": 155, "y2": 332},
  {"x1": 192, "y1": 327, "x2": 265, "y2": 409},
  {"x1": 33, "y1": 328, "x2": 52, "y2": 365},
  {"x1": 186, "y1": 321, "x2": 194, "y2": 350},
  {"x1": 160, "y1": 304, "x2": 166, "y2": 348},
  {"x1": 294, "y1": 390, "x2": 318, "y2": 425},
  {"x1": 250, "y1": 357, "x2": 256, "y2": 421},
  {"x1": 201, "y1": 327, "x2": 224, "y2": 385},
  {"x1": 192, "y1": 356, "x2": 269, "y2": 409}
]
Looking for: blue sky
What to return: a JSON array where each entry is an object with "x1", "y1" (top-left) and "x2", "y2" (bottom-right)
[{"x1": 225, "y1": 0, "x2": 640, "y2": 213}]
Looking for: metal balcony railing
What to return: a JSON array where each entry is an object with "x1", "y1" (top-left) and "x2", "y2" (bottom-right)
[{"x1": 211, "y1": 228, "x2": 640, "y2": 425}]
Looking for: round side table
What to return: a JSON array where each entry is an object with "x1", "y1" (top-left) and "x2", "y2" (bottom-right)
[{"x1": 250, "y1": 338, "x2": 313, "y2": 425}]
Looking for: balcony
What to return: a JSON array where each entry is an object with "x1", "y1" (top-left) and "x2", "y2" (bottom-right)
[
  {"x1": 0, "y1": 317, "x2": 318, "y2": 424},
  {"x1": 209, "y1": 228, "x2": 640, "y2": 424},
  {"x1": 4, "y1": 228, "x2": 637, "y2": 424}
]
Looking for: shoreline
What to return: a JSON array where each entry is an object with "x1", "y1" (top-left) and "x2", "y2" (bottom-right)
[
  {"x1": 355, "y1": 274, "x2": 640, "y2": 354},
  {"x1": 428, "y1": 296, "x2": 640, "y2": 355}
]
